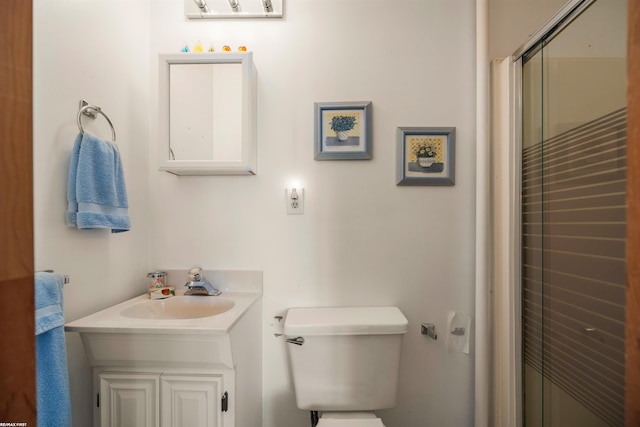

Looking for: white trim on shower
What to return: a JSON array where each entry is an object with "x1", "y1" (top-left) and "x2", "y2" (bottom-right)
[
  {"x1": 475, "y1": 0, "x2": 490, "y2": 426},
  {"x1": 490, "y1": 56, "x2": 522, "y2": 427}
]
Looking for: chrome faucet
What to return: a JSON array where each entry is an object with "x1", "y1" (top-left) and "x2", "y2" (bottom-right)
[{"x1": 184, "y1": 267, "x2": 221, "y2": 296}]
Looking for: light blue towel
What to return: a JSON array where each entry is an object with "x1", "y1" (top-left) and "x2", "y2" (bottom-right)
[
  {"x1": 66, "y1": 132, "x2": 130, "y2": 233},
  {"x1": 35, "y1": 272, "x2": 71, "y2": 427}
]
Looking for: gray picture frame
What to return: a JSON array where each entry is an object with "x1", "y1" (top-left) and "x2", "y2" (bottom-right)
[
  {"x1": 314, "y1": 101, "x2": 372, "y2": 160},
  {"x1": 396, "y1": 126, "x2": 456, "y2": 186}
]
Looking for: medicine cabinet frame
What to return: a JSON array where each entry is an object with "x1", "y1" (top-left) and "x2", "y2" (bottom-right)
[{"x1": 158, "y1": 52, "x2": 257, "y2": 176}]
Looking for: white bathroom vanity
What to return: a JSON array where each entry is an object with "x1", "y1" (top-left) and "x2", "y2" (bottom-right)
[{"x1": 65, "y1": 270, "x2": 262, "y2": 427}]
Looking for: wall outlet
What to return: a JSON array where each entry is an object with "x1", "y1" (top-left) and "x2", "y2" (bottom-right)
[{"x1": 286, "y1": 188, "x2": 304, "y2": 215}]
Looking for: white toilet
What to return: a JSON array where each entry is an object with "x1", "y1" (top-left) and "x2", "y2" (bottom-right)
[{"x1": 284, "y1": 306, "x2": 408, "y2": 426}]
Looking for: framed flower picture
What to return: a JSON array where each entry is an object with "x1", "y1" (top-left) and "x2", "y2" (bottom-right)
[
  {"x1": 314, "y1": 101, "x2": 372, "y2": 160},
  {"x1": 396, "y1": 127, "x2": 455, "y2": 186}
]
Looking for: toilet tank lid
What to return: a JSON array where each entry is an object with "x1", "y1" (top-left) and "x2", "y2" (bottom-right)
[{"x1": 284, "y1": 306, "x2": 408, "y2": 336}]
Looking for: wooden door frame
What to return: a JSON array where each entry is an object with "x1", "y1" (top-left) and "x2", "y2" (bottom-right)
[
  {"x1": 0, "y1": 0, "x2": 35, "y2": 425},
  {"x1": 626, "y1": 1, "x2": 640, "y2": 426}
]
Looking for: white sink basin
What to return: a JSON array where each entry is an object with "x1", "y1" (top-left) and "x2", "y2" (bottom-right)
[
  {"x1": 64, "y1": 270, "x2": 262, "y2": 370},
  {"x1": 120, "y1": 296, "x2": 235, "y2": 320}
]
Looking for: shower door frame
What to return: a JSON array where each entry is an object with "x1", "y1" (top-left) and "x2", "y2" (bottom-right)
[
  {"x1": 495, "y1": 0, "x2": 611, "y2": 425},
  {"x1": 518, "y1": 0, "x2": 636, "y2": 424}
]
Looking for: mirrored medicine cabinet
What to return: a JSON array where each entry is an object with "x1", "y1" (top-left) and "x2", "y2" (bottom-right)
[{"x1": 158, "y1": 52, "x2": 256, "y2": 175}]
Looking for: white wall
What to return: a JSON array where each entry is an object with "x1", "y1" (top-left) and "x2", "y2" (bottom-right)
[
  {"x1": 34, "y1": 0, "x2": 477, "y2": 426},
  {"x1": 33, "y1": 1, "x2": 151, "y2": 425},
  {"x1": 149, "y1": 1, "x2": 476, "y2": 427}
]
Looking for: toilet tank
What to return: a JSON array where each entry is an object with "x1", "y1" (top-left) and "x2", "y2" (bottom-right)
[{"x1": 284, "y1": 306, "x2": 408, "y2": 411}]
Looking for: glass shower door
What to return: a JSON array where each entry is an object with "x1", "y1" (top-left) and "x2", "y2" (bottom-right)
[{"x1": 521, "y1": 0, "x2": 627, "y2": 425}]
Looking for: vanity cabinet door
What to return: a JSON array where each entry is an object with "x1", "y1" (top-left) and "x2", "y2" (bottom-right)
[
  {"x1": 160, "y1": 374, "x2": 224, "y2": 427},
  {"x1": 99, "y1": 372, "x2": 159, "y2": 427}
]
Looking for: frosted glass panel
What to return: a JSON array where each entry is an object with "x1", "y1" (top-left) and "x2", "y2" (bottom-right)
[{"x1": 521, "y1": 0, "x2": 627, "y2": 426}]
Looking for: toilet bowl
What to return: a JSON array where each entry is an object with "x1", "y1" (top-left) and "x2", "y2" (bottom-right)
[
  {"x1": 316, "y1": 412, "x2": 385, "y2": 426},
  {"x1": 284, "y1": 306, "x2": 408, "y2": 427}
]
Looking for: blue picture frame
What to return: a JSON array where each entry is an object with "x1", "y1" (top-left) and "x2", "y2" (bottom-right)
[
  {"x1": 314, "y1": 101, "x2": 372, "y2": 160},
  {"x1": 396, "y1": 127, "x2": 456, "y2": 186}
]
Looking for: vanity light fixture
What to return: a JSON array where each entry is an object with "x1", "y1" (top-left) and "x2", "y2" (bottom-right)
[
  {"x1": 185, "y1": 0, "x2": 283, "y2": 19},
  {"x1": 228, "y1": 0, "x2": 241, "y2": 12},
  {"x1": 262, "y1": 0, "x2": 273, "y2": 12},
  {"x1": 192, "y1": 0, "x2": 211, "y2": 13}
]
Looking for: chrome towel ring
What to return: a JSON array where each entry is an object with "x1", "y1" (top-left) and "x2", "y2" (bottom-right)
[{"x1": 77, "y1": 100, "x2": 117, "y2": 142}]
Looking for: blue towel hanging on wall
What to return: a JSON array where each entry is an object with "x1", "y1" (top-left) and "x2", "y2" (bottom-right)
[
  {"x1": 35, "y1": 271, "x2": 71, "y2": 427},
  {"x1": 66, "y1": 132, "x2": 130, "y2": 233}
]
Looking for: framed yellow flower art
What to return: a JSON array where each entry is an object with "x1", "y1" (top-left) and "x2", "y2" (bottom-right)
[{"x1": 396, "y1": 127, "x2": 455, "y2": 186}]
